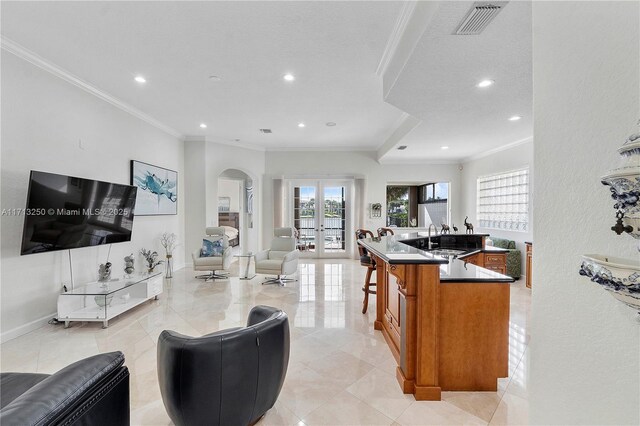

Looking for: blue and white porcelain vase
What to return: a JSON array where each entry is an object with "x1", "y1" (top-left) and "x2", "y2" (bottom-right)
[
  {"x1": 601, "y1": 122, "x2": 640, "y2": 243},
  {"x1": 580, "y1": 122, "x2": 640, "y2": 313}
]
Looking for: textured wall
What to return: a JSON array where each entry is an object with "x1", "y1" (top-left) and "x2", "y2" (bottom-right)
[
  {"x1": 1, "y1": 52, "x2": 185, "y2": 341},
  {"x1": 530, "y1": 2, "x2": 640, "y2": 424}
]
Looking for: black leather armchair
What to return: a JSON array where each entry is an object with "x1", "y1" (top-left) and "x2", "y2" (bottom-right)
[
  {"x1": 157, "y1": 305, "x2": 290, "y2": 426},
  {"x1": 0, "y1": 351, "x2": 129, "y2": 426}
]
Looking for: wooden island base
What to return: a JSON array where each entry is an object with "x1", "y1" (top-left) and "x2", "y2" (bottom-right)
[{"x1": 372, "y1": 255, "x2": 511, "y2": 401}]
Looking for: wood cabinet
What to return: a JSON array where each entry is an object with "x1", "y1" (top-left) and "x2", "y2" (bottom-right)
[
  {"x1": 372, "y1": 254, "x2": 510, "y2": 401},
  {"x1": 461, "y1": 251, "x2": 507, "y2": 274},
  {"x1": 526, "y1": 242, "x2": 532, "y2": 289},
  {"x1": 484, "y1": 253, "x2": 507, "y2": 274},
  {"x1": 463, "y1": 252, "x2": 483, "y2": 266}
]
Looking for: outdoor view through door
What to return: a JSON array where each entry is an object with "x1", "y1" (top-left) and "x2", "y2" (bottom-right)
[{"x1": 293, "y1": 184, "x2": 347, "y2": 256}]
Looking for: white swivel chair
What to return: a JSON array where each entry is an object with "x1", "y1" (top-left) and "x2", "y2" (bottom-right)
[
  {"x1": 192, "y1": 227, "x2": 233, "y2": 281},
  {"x1": 255, "y1": 228, "x2": 299, "y2": 286}
]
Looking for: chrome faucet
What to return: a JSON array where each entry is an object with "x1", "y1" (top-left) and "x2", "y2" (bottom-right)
[{"x1": 428, "y1": 224, "x2": 438, "y2": 249}]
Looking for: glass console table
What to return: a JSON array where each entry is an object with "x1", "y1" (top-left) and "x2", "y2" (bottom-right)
[
  {"x1": 234, "y1": 253, "x2": 256, "y2": 280},
  {"x1": 57, "y1": 272, "x2": 163, "y2": 328}
]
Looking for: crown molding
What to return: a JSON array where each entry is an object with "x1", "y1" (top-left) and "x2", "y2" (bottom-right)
[
  {"x1": 377, "y1": 158, "x2": 460, "y2": 166},
  {"x1": 1, "y1": 36, "x2": 184, "y2": 139},
  {"x1": 463, "y1": 136, "x2": 533, "y2": 163},
  {"x1": 376, "y1": 1, "x2": 419, "y2": 77},
  {"x1": 266, "y1": 146, "x2": 376, "y2": 153}
]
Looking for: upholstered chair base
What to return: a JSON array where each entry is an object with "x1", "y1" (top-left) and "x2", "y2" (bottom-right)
[{"x1": 262, "y1": 275, "x2": 296, "y2": 286}]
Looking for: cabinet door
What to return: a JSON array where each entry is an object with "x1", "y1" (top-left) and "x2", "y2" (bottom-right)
[
  {"x1": 386, "y1": 275, "x2": 400, "y2": 325},
  {"x1": 385, "y1": 272, "x2": 402, "y2": 349}
]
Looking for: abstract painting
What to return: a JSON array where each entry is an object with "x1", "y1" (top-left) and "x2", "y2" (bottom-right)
[{"x1": 130, "y1": 160, "x2": 177, "y2": 215}]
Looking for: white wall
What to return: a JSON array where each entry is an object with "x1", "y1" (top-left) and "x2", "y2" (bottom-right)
[
  {"x1": 0, "y1": 52, "x2": 185, "y2": 341},
  {"x1": 461, "y1": 139, "x2": 533, "y2": 273},
  {"x1": 531, "y1": 2, "x2": 639, "y2": 424},
  {"x1": 183, "y1": 140, "x2": 265, "y2": 258},
  {"x1": 218, "y1": 179, "x2": 241, "y2": 212},
  {"x1": 264, "y1": 150, "x2": 462, "y2": 249}
]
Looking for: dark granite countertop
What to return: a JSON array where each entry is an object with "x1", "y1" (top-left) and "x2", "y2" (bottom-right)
[
  {"x1": 438, "y1": 258, "x2": 514, "y2": 283},
  {"x1": 358, "y1": 233, "x2": 514, "y2": 283}
]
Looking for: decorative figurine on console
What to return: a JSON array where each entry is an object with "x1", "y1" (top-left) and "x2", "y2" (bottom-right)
[
  {"x1": 441, "y1": 223, "x2": 451, "y2": 234},
  {"x1": 98, "y1": 262, "x2": 112, "y2": 282},
  {"x1": 452, "y1": 224, "x2": 459, "y2": 233},
  {"x1": 141, "y1": 248, "x2": 163, "y2": 273},
  {"x1": 124, "y1": 254, "x2": 135, "y2": 276},
  {"x1": 464, "y1": 216, "x2": 474, "y2": 234}
]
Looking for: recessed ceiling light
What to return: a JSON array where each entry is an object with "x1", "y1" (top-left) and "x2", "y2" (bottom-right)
[
  {"x1": 134, "y1": 75, "x2": 146, "y2": 83},
  {"x1": 208, "y1": 75, "x2": 222, "y2": 81},
  {"x1": 233, "y1": 139, "x2": 241, "y2": 142},
  {"x1": 508, "y1": 115, "x2": 522, "y2": 121},
  {"x1": 476, "y1": 79, "x2": 494, "y2": 88},
  {"x1": 441, "y1": 146, "x2": 449, "y2": 150},
  {"x1": 326, "y1": 122, "x2": 337, "y2": 127},
  {"x1": 283, "y1": 73, "x2": 295, "y2": 82},
  {"x1": 199, "y1": 123, "x2": 207, "y2": 129},
  {"x1": 298, "y1": 123, "x2": 305, "y2": 128}
]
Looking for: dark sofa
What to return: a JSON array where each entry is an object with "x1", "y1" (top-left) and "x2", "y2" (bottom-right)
[{"x1": 0, "y1": 351, "x2": 129, "y2": 426}]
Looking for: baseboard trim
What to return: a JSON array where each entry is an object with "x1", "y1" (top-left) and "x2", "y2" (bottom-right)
[{"x1": 1, "y1": 312, "x2": 56, "y2": 344}]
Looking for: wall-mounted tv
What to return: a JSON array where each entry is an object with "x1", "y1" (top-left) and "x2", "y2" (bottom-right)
[{"x1": 20, "y1": 171, "x2": 137, "y2": 255}]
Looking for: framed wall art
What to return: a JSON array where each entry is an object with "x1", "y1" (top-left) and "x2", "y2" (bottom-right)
[{"x1": 130, "y1": 160, "x2": 178, "y2": 215}]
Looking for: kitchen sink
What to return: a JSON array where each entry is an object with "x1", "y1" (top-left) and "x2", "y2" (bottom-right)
[{"x1": 426, "y1": 248, "x2": 467, "y2": 258}]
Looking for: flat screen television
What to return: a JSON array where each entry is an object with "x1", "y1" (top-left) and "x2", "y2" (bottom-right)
[{"x1": 20, "y1": 171, "x2": 137, "y2": 255}]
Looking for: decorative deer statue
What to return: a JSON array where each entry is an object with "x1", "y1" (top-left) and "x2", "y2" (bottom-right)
[
  {"x1": 464, "y1": 216, "x2": 474, "y2": 234},
  {"x1": 441, "y1": 223, "x2": 451, "y2": 234}
]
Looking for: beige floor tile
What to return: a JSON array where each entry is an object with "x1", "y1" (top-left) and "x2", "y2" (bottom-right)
[
  {"x1": 396, "y1": 400, "x2": 487, "y2": 425},
  {"x1": 346, "y1": 367, "x2": 414, "y2": 420},
  {"x1": 306, "y1": 350, "x2": 374, "y2": 387},
  {"x1": 442, "y1": 392, "x2": 502, "y2": 423},
  {"x1": 1, "y1": 260, "x2": 530, "y2": 426},
  {"x1": 257, "y1": 400, "x2": 306, "y2": 426},
  {"x1": 301, "y1": 390, "x2": 395, "y2": 426},
  {"x1": 278, "y1": 366, "x2": 347, "y2": 418},
  {"x1": 130, "y1": 399, "x2": 173, "y2": 425},
  {"x1": 488, "y1": 393, "x2": 528, "y2": 425}
]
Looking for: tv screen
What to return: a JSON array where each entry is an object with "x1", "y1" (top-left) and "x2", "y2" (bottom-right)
[{"x1": 20, "y1": 171, "x2": 137, "y2": 255}]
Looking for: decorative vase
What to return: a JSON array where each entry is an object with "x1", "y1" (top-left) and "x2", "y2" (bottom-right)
[
  {"x1": 601, "y1": 123, "x2": 640, "y2": 243},
  {"x1": 580, "y1": 121, "x2": 640, "y2": 314},
  {"x1": 580, "y1": 254, "x2": 640, "y2": 312},
  {"x1": 98, "y1": 262, "x2": 112, "y2": 282},
  {"x1": 165, "y1": 254, "x2": 173, "y2": 279}
]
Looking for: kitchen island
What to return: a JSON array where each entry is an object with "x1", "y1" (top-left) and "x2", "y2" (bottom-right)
[{"x1": 358, "y1": 233, "x2": 514, "y2": 401}]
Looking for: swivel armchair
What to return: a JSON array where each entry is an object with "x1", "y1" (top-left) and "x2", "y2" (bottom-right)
[
  {"x1": 157, "y1": 305, "x2": 290, "y2": 426},
  {"x1": 192, "y1": 227, "x2": 232, "y2": 281},
  {"x1": 255, "y1": 228, "x2": 299, "y2": 286}
]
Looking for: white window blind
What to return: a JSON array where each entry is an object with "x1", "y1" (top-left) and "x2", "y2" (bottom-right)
[{"x1": 477, "y1": 168, "x2": 529, "y2": 232}]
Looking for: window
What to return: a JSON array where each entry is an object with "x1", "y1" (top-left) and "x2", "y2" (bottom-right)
[
  {"x1": 386, "y1": 182, "x2": 449, "y2": 228},
  {"x1": 386, "y1": 186, "x2": 409, "y2": 227},
  {"x1": 477, "y1": 168, "x2": 529, "y2": 232}
]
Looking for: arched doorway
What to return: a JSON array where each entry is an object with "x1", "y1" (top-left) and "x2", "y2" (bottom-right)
[{"x1": 217, "y1": 169, "x2": 255, "y2": 255}]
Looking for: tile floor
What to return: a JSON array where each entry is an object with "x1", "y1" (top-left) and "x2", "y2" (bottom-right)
[{"x1": 0, "y1": 259, "x2": 530, "y2": 425}]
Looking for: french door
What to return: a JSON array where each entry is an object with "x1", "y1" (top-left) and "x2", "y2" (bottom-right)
[{"x1": 291, "y1": 180, "x2": 351, "y2": 258}]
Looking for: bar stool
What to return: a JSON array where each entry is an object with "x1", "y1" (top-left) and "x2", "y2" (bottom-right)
[
  {"x1": 377, "y1": 227, "x2": 395, "y2": 237},
  {"x1": 356, "y1": 229, "x2": 376, "y2": 314}
]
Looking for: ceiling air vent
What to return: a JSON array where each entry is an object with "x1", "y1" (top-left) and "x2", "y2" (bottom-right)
[
  {"x1": 455, "y1": 2, "x2": 507, "y2": 35},
  {"x1": 259, "y1": 129, "x2": 272, "y2": 134}
]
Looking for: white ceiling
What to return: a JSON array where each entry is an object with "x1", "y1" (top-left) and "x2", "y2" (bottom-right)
[
  {"x1": 382, "y1": 1, "x2": 532, "y2": 162},
  {"x1": 1, "y1": 1, "x2": 532, "y2": 161}
]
